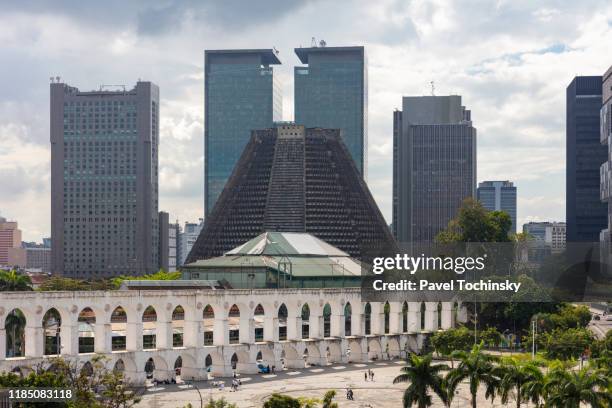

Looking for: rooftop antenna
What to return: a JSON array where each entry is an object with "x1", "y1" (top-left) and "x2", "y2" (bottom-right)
[
  {"x1": 319, "y1": 39, "x2": 327, "y2": 47},
  {"x1": 311, "y1": 36, "x2": 317, "y2": 47},
  {"x1": 430, "y1": 81, "x2": 435, "y2": 96}
]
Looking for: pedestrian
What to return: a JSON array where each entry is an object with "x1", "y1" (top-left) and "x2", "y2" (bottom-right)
[
  {"x1": 272, "y1": 365, "x2": 275, "y2": 373},
  {"x1": 371, "y1": 371, "x2": 375, "y2": 381},
  {"x1": 364, "y1": 371, "x2": 368, "y2": 381},
  {"x1": 348, "y1": 388, "x2": 354, "y2": 400}
]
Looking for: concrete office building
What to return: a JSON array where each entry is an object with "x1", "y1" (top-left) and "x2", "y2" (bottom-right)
[
  {"x1": 566, "y1": 76, "x2": 606, "y2": 242},
  {"x1": 187, "y1": 124, "x2": 395, "y2": 262},
  {"x1": 523, "y1": 221, "x2": 567, "y2": 254},
  {"x1": 179, "y1": 219, "x2": 204, "y2": 267},
  {"x1": 50, "y1": 81, "x2": 160, "y2": 278},
  {"x1": 477, "y1": 181, "x2": 517, "y2": 233},
  {"x1": 158, "y1": 212, "x2": 179, "y2": 273},
  {"x1": 294, "y1": 45, "x2": 367, "y2": 176},
  {"x1": 0, "y1": 217, "x2": 25, "y2": 267},
  {"x1": 25, "y1": 246, "x2": 51, "y2": 273},
  {"x1": 393, "y1": 96, "x2": 477, "y2": 242},
  {"x1": 204, "y1": 49, "x2": 282, "y2": 214}
]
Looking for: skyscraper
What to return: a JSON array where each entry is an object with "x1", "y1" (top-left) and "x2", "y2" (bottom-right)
[
  {"x1": 601, "y1": 66, "x2": 612, "y2": 247},
  {"x1": 50, "y1": 81, "x2": 159, "y2": 278},
  {"x1": 187, "y1": 123, "x2": 395, "y2": 263},
  {"x1": 0, "y1": 217, "x2": 25, "y2": 267},
  {"x1": 477, "y1": 181, "x2": 517, "y2": 233},
  {"x1": 294, "y1": 45, "x2": 367, "y2": 176},
  {"x1": 393, "y1": 96, "x2": 477, "y2": 242},
  {"x1": 178, "y1": 219, "x2": 204, "y2": 266},
  {"x1": 204, "y1": 49, "x2": 282, "y2": 214},
  {"x1": 566, "y1": 76, "x2": 606, "y2": 242}
]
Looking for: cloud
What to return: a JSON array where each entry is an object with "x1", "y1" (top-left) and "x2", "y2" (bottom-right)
[{"x1": 1, "y1": 0, "x2": 612, "y2": 241}]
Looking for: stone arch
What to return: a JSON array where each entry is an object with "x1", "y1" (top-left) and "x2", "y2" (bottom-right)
[
  {"x1": 228, "y1": 304, "x2": 240, "y2": 344},
  {"x1": 80, "y1": 361, "x2": 94, "y2": 376},
  {"x1": 5, "y1": 308, "x2": 26, "y2": 358},
  {"x1": 172, "y1": 305, "x2": 185, "y2": 348},
  {"x1": 142, "y1": 306, "x2": 157, "y2": 350},
  {"x1": 114, "y1": 359, "x2": 125, "y2": 372},
  {"x1": 402, "y1": 302, "x2": 408, "y2": 333},
  {"x1": 177, "y1": 352, "x2": 198, "y2": 380},
  {"x1": 204, "y1": 350, "x2": 224, "y2": 377},
  {"x1": 254, "y1": 303, "x2": 265, "y2": 342},
  {"x1": 364, "y1": 303, "x2": 372, "y2": 335},
  {"x1": 145, "y1": 355, "x2": 170, "y2": 381},
  {"x1": 303, "y1": 343, "x2": 321, "y2": 366},
  {"x1": 256, "y1": 346, "x2": 275, "y2": 367},
  {"x1": 323, "y1": 303, "x2": 331, "y2": 337},
  {"x1": 42, "y1": 308, "x2": 61, "y2": 355},
  {"x1": 387, "y1": 337, "x2": 401, "y2": 358},
  {"x1": 420, "y1": 302, "x2": 426, "y2": 331},
  {"x1": 367, "y1": 338, "x2": 383, "y2": 361},
  {"x1": 203, "y1": 304, "x2": 214, "y2": 346},
  {"x1": 348, "y1": 340, "x2": 362, "y2": 363},
  {"x1": 384, "y1": 301, "x2": 390, "y2": 334},
  {"x1": 278, "y1": 303, "x2": 288, "y2": 341},
  {"x1": 281, "y1": 343, "x2": 302, "y2": 369},
  {"x1": 110, "y1": 306, "x2": 127, "y2": 351},
  {"x1": 344, "y1": 302, "x2": 352, "y2": 336},
  {"x1": 77, "y1": 307, "x2": 95, "y2": 354},
  {"x1": 301, "y1": 303, "x2": 310, "y2": 339},
  {"x1": 326, "y1": 342, "x2": 342, "y2": 364}
]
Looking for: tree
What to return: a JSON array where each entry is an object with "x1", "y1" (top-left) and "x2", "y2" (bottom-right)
[
  {"x1": 543, "y1": 366, "x2": 611, "y2": 408},
  {"x1": 495, "y1": 358, "x2": 543, "y2": 408},
  {"x1": 430, "y1": 327, "x2": 472, "y2": 367},
  {"x1": 263, "y1": 393, "x2": 301, "y2": 408},
  {"x1": 436, "y1": 198, "x2": 512, "y2": 243},
  {"x1": 540, "y1": 327, "x2": 595, "y2": 360},
  {"x1": 321, "y1": 390, "x2": 338, "y2": 408},
  {"x1": 446, "y1": 343, "x2": 499, "y2": 408},
  {"x1": 478, "y1": 327, "x2": 502, "y2": 348},
  {"x1": 38, "y1": 276, "x2": 115, "y2": 291},
  {"x1": 0, "y1": 269, "x2": 32, "y2": 291},
  {"x1": 204, "y1": 397, "x2": 238, "y2": 408},
  {"x1": 110, "y1": 269, "x2": 181, "y2": 288},
  {"x1": 393, "y1": 354, "x2": 448, "y2": 408}
]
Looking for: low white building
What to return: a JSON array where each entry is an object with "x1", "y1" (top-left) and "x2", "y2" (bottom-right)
[{"x1": 0, "y1": 288, "x2": 464, "y2": 384}]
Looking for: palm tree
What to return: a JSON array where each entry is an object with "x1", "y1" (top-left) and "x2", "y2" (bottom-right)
[
  {"x1": 543, "y1": 366, "x2": 611, "y2": 408},
  {"x1": 446, "y1": 342, "x2": 498, "y2": 408},
  {"x1": 321, "y1": 390, "x2": 338, "y2": 408},
  {"x1": 496, "y1": 358, "x2": 543, "y2": 408},
  {"x1": 393, "y1": 353, "x2": 448, "y2": 408},
  {"x1": 0, "y1": 269, "x2": 32, "y2": 291}
]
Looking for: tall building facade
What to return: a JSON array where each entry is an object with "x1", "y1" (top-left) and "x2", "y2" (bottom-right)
[
  {"x1": 204, "y1": 49, "x2": 282, "y2": 214},
  {"x1": 477, "y1": 181, "x2": 517, "y2": 233},
  {"x1": 523, "y1": 221, "x2": 567, "y2": 254},
  {"x1": 393, "y1": 96, "x2": 477, "y2": 242},
  {"x1": 0, "y1": 217, "x2": 25, "y2": 267},
  {"x1": 51, "y1": 81, "x2": 159, "y2": 278},
  {"x1": 179, "y1": 219, "x2": 204, "y2": 266},
  {"x1": 187, "y1": 124, "x2": 395, "y2": 263},
  {"x1": 566, "y1": 76, "x2": 606, "y2": 242},
  {"x1": 294, "y1": 46, "x2": 367, "y2": 176},
  {"x1": 601, "y1": 66, "x2": 612, "y2": 248}
]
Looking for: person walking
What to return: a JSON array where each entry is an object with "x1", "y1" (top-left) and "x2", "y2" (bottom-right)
[
  {"x1": 370, "y1": 370, "x2": 375, "y2": 381},
  {"x1": 364, "y1": 371, "x2": 368, "y2": 381}
]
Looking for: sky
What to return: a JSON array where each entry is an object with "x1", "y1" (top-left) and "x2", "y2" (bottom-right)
[{"x1": 1, "y1": 0, "x2": 612, "y2": 241}]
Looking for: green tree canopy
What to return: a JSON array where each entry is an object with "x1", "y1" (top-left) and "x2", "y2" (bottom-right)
[{"x1": 0, "y1": 269, "x2": 32, "y2": 291}]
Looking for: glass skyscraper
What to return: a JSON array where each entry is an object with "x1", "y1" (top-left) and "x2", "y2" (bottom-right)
[
  {"x1": 566, "y1": 76, "x2": 606, "y2": 242},
  {"x1": 477, "y1": 181, "x2": 517, "y2": 233},
  {"x1": 204, "y1": 49, "x2": 282, "y2": 214},
  {"x1": 294, "y1": 46, "x2": 367, "y2": 176}
]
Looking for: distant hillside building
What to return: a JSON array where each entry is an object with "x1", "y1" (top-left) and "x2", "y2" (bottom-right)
[
  {"x1": 477, "y1": 181, "x2": 517, "y2": 233},
  {"x1": 183, "y1": 232, "x2": 362, "y2": 288},
  {"x1": 186, "y1": 123, "x2": 395, "y2": 262},
  {"x1": 523, "y1": 221, "x2": 567, "y2": 254}
]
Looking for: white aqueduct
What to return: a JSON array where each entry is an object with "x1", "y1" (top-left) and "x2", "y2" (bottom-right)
[{"x1": 0, "y1": 288, "x2": 464, "y2": 384}]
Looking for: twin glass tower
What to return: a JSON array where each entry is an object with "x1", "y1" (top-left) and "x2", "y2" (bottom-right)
[{"x1": 204, "y1": 46, "x2": 367, "y2": 215}]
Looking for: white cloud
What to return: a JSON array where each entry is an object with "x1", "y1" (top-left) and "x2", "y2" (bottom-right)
[{"x1": 0, "y1": 0, "x2": 612, "y2": 241}]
